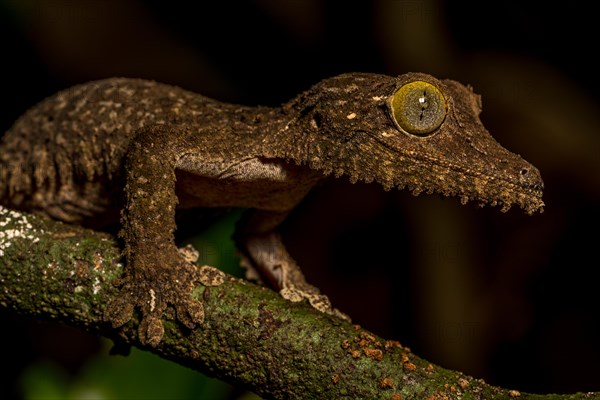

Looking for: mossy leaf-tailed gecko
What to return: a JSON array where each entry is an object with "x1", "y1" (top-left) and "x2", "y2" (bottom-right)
[{"x1": 0, "y1": 72, "x2": 544, "y2": 346}]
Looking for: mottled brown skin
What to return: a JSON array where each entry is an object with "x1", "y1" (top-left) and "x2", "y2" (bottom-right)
[{"x1": 0, "y1": 72, "x2": 544, "y2": 346}]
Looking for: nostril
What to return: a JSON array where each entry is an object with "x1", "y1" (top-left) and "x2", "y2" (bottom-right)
[{"x1": 517, "y1": 166, "x2": 544, "y2": 191}]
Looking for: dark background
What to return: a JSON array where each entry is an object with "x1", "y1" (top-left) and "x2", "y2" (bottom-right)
[{"x1": 1, "y1": 0, "x2": 599, "y2": 398}]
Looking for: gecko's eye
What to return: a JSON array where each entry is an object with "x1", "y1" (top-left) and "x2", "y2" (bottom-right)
[{"x1": 390, "y1": 81, "x2": 447, "y2": 136}]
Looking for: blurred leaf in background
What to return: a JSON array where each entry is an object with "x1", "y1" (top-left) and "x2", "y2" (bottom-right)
[{"x1": 20, "y1": 341, "x2": 235, "y2": 400}]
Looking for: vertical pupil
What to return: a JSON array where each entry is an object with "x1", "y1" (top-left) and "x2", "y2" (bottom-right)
[{"x1": 418, "y1": 91, "x2": 428, "y2": 121}]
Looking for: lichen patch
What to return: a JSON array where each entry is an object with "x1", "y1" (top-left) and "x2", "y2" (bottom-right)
[{"x1": 0, "y1": 206, "x2": 42, "y2": 257}]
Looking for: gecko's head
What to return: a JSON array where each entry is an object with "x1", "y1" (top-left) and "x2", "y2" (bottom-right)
[{"x1": 283, "y1": 72, "x2": 544, "y2": 214}]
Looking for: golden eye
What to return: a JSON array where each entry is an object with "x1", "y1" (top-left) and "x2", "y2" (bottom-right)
[{"x1": 390, "y1": 81, "x2": 447, "y2": 135}]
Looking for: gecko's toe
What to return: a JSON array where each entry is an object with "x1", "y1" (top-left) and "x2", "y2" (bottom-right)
[
  {"x1": 308, "y1": 293, "x2": 350, "y2": 321},
  {"x1": 307, "y1": 293, "x2": 332, "y2": 312},
  {"x1": 105, "y1": 261, "x2": 223, "y2": 346},
  {"x1": 139, "y1": 314, "x2": 165, "y2": 347},
  {"x1": 198, "y1": 265, "x2": 226, "y2": 286},
  {"x1": 105, "y1": 296, "x2": 135, "y2": 328},
  {"x1": 176, "y1": 299, "x2": 205, "y2": 329}
]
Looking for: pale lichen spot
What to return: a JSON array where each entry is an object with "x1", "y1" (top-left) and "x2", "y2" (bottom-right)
[
  {"x1": 0, "y1": 206, "x2": 43, "y2": 257},
  {"x1": 346, "y1": 113, "x2": 357, "y2": 120},
  {"x1": 381, "y1": 131, "x2": 395, "y2": 138},
  {"x1": 92, "y1": 277, "x2": 102, "y2": 295},
  {"x1": 372, "y1": 96, "x2": 383, "y2": 101}
]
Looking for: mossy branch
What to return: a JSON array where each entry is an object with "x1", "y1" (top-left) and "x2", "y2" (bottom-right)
[{"x1": 0, "y1": 206, "x2": 594, "y2": 400}]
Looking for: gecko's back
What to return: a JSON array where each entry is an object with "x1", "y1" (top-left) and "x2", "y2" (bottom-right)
[{"x1": 0, "y1": 78, "x2": 215, "y2": 225}]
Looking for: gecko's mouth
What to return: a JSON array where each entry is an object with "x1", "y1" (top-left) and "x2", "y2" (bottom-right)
[
  {"x1": 389, "y1": 157, "x2": 545, "y2": 215},
  {"x1": 312, "y1": 148, "x2": 544, "y2": 215},
  {"x1": 359, "y1": 135, "x2": 545, "y2": 214},
  {"x1": 330, "y1": 146, "x2": 543, "y2": 216}
]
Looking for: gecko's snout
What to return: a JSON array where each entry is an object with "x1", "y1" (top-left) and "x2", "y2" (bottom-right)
[
  {"x1": 516, "y1": 165, "x2": 544, "y2": 192},
  {"x1": 509, "y1": 163, "x2": 545, "y2": 215}
]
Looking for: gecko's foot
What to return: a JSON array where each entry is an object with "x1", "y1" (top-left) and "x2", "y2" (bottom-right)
[
  {"x1": 240, "y1": 250, "x2": 348, "y2": 319},
  {"x1": 240, "y1": 232, "x2": 351, "y2": 322},
  {"x1": 104, "y1": 262, "x2": 225, "y2": 347}
]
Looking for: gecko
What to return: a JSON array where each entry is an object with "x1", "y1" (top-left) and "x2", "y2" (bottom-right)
[{"x1": 0, "y1": 72, "x2": 544, "y2": 346}]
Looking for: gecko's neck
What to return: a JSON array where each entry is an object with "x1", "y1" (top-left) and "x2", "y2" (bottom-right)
[{"x1": 233, "y1": 100, "x2": 314, "y2": 164}]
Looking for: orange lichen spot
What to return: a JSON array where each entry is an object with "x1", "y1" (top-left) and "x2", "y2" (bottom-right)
[
  {"x1": 390, "y1": 394, "x2": 402, "y2": 400},
  {"x1": 402, "y1": 362, "x2": 417, "y2": 372},
  {"x1": 400, "y1": 353, "x2": 416, "y2": 372},
  {"x1": 74, "y1": 259, "x2": 90, "y2": 278},
  {"x1": 425, "y1": 363, "x2": 434, "y2": 373},
  {"x1": 441, "y1": 384, "x2": 458, "y2": 393},
  {"x1": 364, "y1": 347, "x2": 384, "y2": 361},
  {"x1": 379, "y1": 377, "x2": 395, "y2": 389},
  {"x1": 331, "y1": 374, "x2": 340, "y2": 384},
  {"x1": 457, "y1": 378, "x2": 469, "y2": 390},
  {"x1": 360, "y1": 331, "x2": 378, "y2": 344},
  {"x1": 509, "y1": 390, "x2": 521, "y2": 397},
  {"x1": 349, "y1": 349, "x2": 361, "y2": 358},
  {"x1": 426, "y1": 394, "x2": 449, "y2": 400},
  {"x1": 344, "y1": 331, "x2": 390, "y2": 360},
  {"x1": 384, "y1": 340, "x2": 402, "y2": 350}
]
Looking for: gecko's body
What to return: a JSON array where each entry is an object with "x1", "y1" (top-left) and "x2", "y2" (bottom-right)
[{"x1": 0, "y1": 73, "x2": 544, "y2": 346}]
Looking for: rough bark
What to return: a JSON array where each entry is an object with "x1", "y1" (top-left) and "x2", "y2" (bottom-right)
[{"x1": 0, "y1": 206, "x2": 595, "y2": 400}]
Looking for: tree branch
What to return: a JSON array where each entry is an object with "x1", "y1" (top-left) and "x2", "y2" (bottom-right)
[{"x1": 0, "y1": 206, "x2": 594, "y2": 399}]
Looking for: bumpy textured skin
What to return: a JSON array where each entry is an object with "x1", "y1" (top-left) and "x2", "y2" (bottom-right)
[{"x1": 0, "y1": 72, "x2": 544, "y2": 346}]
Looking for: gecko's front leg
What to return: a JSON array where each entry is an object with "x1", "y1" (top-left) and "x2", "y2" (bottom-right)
[
  {"x1": 104, "y1": 125, "x2": 224, "y2": 347},
  {"x1": 237, "y1": 210, "x2": 349, "y2": 320}
]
